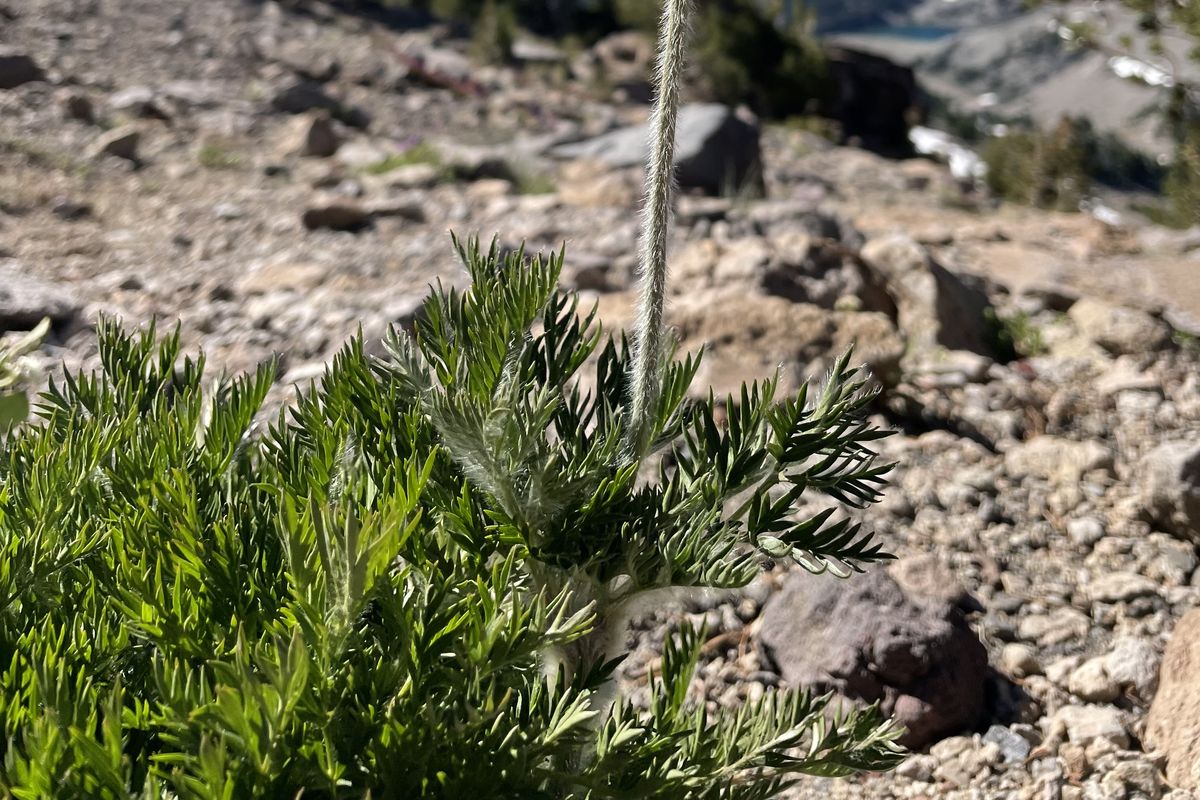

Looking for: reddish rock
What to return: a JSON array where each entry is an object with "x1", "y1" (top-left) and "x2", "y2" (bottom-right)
[{"x1": 758, "y1": 562, "x2": 988, "y2": 749}]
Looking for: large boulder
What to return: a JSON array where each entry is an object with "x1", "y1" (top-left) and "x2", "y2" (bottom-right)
[
  {"x1": 0, "y1": 49, "x2": 45, "y2": 90},
  {"x1": 757, "y1": 562, "x2": 988, "y2": 749},
  {"x1": 825, "y1": 46, "x2": 919, "y2": 155},
  {"x1": 669, "y1": 289, "x2": 905, "y2": 395},
  {"x1": 1146, "y1": 609, "x2": 1200, "y2": 790},
  {"x1": 550, "y1": 103, "x2": 762, "y2": 196},
  {"x1": 1140, "y1": 440, "x2": 1200, "y2": 542},
  {"x1": 859, "y1": 234, "x2": 996, "y2": 357},
  {"x1": 1067, "y1": 297, "x2": 1171, "y2": 356},
  {"x1": 671, "y1": 234, "x2": 894, "y2": 313}
]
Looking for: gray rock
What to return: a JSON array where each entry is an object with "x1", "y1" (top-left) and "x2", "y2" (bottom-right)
[
  {"x1": 1148, "y1": 537, "x2": 1199, "y2": 586},
  {"x1": 0, "y1": 49, "x2": 45, "y2": 90},
  {"x1": 59, "y1": 90, "x2": 95, "y2": 123},
  {"x1": 758, "y1": 568, "x2": 988, "y2": 749},
  {"x1": 292, "y1": 112, "x2": 340, "y2": 158},
  {"x1": 1067, "y1": 516, "x2": 1106, "y2": 547},
  {"x1": 1067, "y1": 297, "x2": 1171, "y2": 355},
  {"x1": 983, "y1": 724, "x2": 1033, "y2": 765},
  {"x1": 1095, "y1": 357, "x2": 1161, "y2": 396},
  {"x1": 238, "y1": 263, "x2": 328, "y2": 296},
  {"x1": 282, "y1": 361, "x2": 328, "y2": 386},
  {"x1": 0, "y1": 266, "x2": 78, "y2": 332},
  {"x1": 363, "y1": 198, "x2": 425, "y2": 222},
  {"x1": 89, "y1": 125, "x2": 140, "y2": 162},
  {"x1": 426, "y1": 141, "x2": 516, "y2": 183},
  {"x1": 931, "y1": 737, "x2": 1001, "y2": 787},
  {"x1": 1146, "y1": 609, "x2": 1200, "y2": 790},
  {"x1": 381, "y1": 294, "x2": 426, "y2": 335},
  {"x1": 301, "y1": 202, "x2": 372, "y2": 232},
  {"x1": 1046, "y1": 655, "x2": 1084, "y2": 687},
  {"x1": 1067, "y1": 657, "x2": 1120, "y2": 703},
  {"x1": 511, "y1": 38, "x2": 564, "y2": 64},
  {"x1": 1018, "y1": 608, "x2": 1090, "y2": 646},
  {"x1": 213, "y1": 202, "x2": 244, "y2": 221},
  {"x1": 1052, "y1": 705, "x2": 1129, "y2": 748},
  {"x1": 1098, "y1": 759, "x2": 1162, "y2": 798},
  {"x1": 858, "y1": 234, "x2": 996, "y2": 357},
  {"x1": 888, "y1": 553, "x2": 970, "y2": 608},
  {"x1": 50, "y1": 197, "x2": 92, "y2": 221},
  {"x1": 332, "y1": 178, "x2": 364, "y2": 199},
  {"x1": 562, "y1": 253, "x2": 617, "y2": 292},
  {"x1": 1000, "y1": 643, "x2": 1042, "y2": 678},
  {"x1": 908, "y1": 350, "x2": 993, "y2": 385},
  {"x1": 1102, "y1": 636, "x2": 1160, "y2": 699},
  {"x1": 271, "y1": 81, "x2": 368, "y2": 129},
  {"x1": 109, "y1": 86, "x2": 169, "y2": 120},
  {"x1": 580, "y1": 30, "x2": 655, "y2": 100},
  {"x1": 669, "y1": 289, "x2": 905, "y2": 397},
  {"x1": 271, "y1": 80, "x2": 340, "y2": 115},
  {"x1": 1087, "y1": 572, "x2": 1158, "y2": 604},
  {"x1": 1164, "y1": 790, "x2": 1199, "y2": 800},
  {"x1": 671, "y1": 234, "x2": 884, "y2": 315},
  {"x1": 380, "y1": 163, "x2": 442, "y2": 190},
  {"x1": 551, "y1": 103, "x2": 762, "y2": 196},
  {"x1": 272, "y1": 40, "x2": 341, "y2": 82},
  {"x1": 335, "y1": 139, "x2": 392, "y2": 170},
  {"x1": 1139, "y1": 440, "x2": 1200, "y2": 543},
  {"x1": 895, "y1": 753, "x2": 936, "y2": 782},
  {"x1": 1004, "y1": 436, "x2": 1113, "y2": 487}
]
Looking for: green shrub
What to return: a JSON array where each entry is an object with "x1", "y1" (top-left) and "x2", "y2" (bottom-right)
[
  {"x1": 982, "y1": 117, "x2": 1092, "y2": 211},
  {"x1": 361, "y1": 141, "x2": 446, "y2": 176},
  {"x1": 1037, "y1": 1, "x2": 1198, "y2": 221},
  {"x1": 197, "y1": 142, "x2": 242, "y2": 170},
  {"x1": 986, "y1": 309, "x2": 1047, "y2": 360},
  {"x1": 513, "y1": 169, "x2": 557, "y2": 195},
  {"x1": 0, "y1": 244, "x2": 903, "y2": 797},
  {"x1": 1163, "y1": 127, "x2": 1200, "y2": 227},
  {"x1": 1130, "y1": 126, "x2": 1199, "y2": 228},
  {"x1": 379, "y1": 0, "x2": 830, "y2": 118},
  {"x1": 470, "y1": 0, "x2": 518, "y2": 63},
  {"x1": 615, "y1": 0, "x2": 829, "y2": 118},
  {"x1": 0, "y1": 4, "x2": 904, "y2": 796},
  {"x1": 612, "y1": 0, "x2": 661, "y2": 32}
]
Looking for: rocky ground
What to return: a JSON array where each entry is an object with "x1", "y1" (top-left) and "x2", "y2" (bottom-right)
[{"x1": 3, "y1": 1, "x2": 1200, "y2": 798}]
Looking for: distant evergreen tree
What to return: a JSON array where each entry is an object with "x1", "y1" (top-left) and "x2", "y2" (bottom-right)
[
  {"x1": 982, "y1": 117, "x2": 1093, "y2": 212},
  {"x1": 1049, "y1": 0, "x2": 1199, "y2": 222},
  {"x1": 371, "y1": 0, "x2": 830, "y2": 118}
]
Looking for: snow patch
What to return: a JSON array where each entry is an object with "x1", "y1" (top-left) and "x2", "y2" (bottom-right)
[
  {"x1": 1108, "y1": 55, "x2": 1175, "y2": 88},
  {"x1": 909, "y1": 126, "x2": 986, "y2": 181}
]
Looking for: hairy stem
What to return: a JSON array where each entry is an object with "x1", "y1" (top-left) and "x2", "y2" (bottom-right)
[{"x1": 625, "y1": 0, "x2": 693, "y2": 459}]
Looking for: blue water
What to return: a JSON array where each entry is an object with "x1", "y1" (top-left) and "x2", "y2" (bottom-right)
[{"x1": 828, "y1": 25, "x2": 958, "y2": 41}]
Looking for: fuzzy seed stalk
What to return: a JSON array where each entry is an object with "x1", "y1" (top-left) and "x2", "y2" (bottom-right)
[{"x1": 626, "y1": 0, "x2": 693, "y2": 458}]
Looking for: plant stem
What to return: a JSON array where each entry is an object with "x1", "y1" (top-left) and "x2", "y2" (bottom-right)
[{"x1": 626, "y1": 0, "x2": 693, "y2": 459}]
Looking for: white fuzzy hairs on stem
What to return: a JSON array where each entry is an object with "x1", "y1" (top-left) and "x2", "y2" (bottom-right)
[{"x1": 626, "y1": 0, "x2": 693, "y2": 459}]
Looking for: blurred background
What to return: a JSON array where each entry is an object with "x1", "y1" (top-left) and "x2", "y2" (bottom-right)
[{"x1": 2, "y1": 0, "x2": 1200, "y2": 797}]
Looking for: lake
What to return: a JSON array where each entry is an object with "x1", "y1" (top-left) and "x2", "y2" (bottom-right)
[{"x1": 826, "y1": 25, "x2": 958, "y2": 41}]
